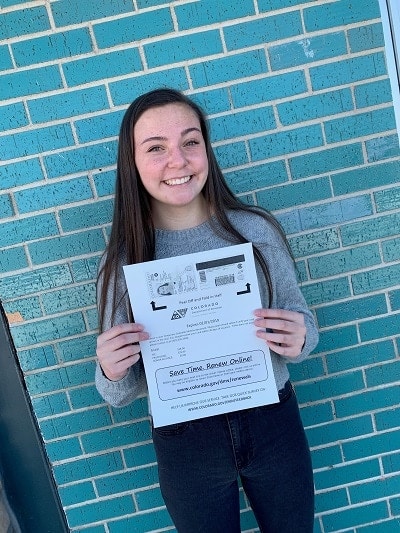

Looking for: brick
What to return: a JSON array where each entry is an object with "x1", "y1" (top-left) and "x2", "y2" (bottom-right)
[
  {"x1": 362, "y1": 307, "x2": 399, "y2": 342},
  {"x1": 0, "y1": 6, "x2": 50, "y2": 39},
  {"x1": 300, "y1": 278, "x2": 351, "y2": 306},
  {"x1": 17, "y1": 345, "x2": 57, "y2": 372},
  {"x1": 358, "y1": 519, "x2": 400, "y2": 532},
  {"x1": 0, "y1": 213, "x2": 59, "y2": 248},
  {"x1": 59, "y1": 199, "x2": 113, "y2": 231},
  {"x1": 289, "y1": 356, "x2": 325, "y2": 381},
  {"x1": 288, "y1": 228, "x2": 340, "y2": 258},
  {"x1": 94, "y1": 8, "x2": 173, "y2": 48},
  {"x1": 93, "y1": 170, "x2": 117, "y2": 197},
  {"x1": 145, "y1": 30, "x2": 222, "y2": 69},
  {"x1": 348, "y1": 22, "x2": 384, "y2": 52},
  {"x1": 289, "y1": 143, "x2": 364, "y2": 180},
  {"x1": 332, "y1": 161, "x2": 400, "y2": 195},
  {"x1": 389, "y1": 289, "x2": 400, "y2": 311},
  {"x1": 321, "y1": 501, "x2": 388, "y2": 532},
  {"x1": 45, "y1": 437, "x2": 83, "y2": 461},
  {"x1": 65, "y1": 495, "x2": 135, "y2": 528},
  {"x1": 326, "y1": 340, "x2": 396, "y2": 374},
  {"x1": 0, "y1": 247, "x2": 28, "y2": 273},
  {"x1": 85, "y1": 308, "x2": 99, "y2": 331},
  {"x1": 210, "y1": 107, "x2": 275, "y2": 143},
  {"x1": 111, "y1": 397, "x2": 149, "y2": 424},
  {"x1": 315, "y1": 325, "x2": 359, "y2": 354},
  {"x1": 304, "y1": 0, "x2": 380, "y2": 31},
  {"x1": 15, "y1": 177, "x2": 93, "y2": 214},
  {"x1": 54, "y1": 452, "x2": 123, "y2": 484},
  {"x1": 0, "y1": 65, "x2": 63, "y2": 100},
  {"x1": 230, "y1": 71, "x2": 307, "y2": 107},
  {"x1": 278, "y1": 88, "x2": 353, "y2": 126},
  {"x1": 270, "y1": 32, "x2": 347, "y2": 71},
  {"x1": 375, "y1": 186, "x2": 400, "y2": 213},
  {"x1": 225, "y1": 161, "x2": 288, "y2": 195},
  {"x1": 296, "y1": 371, "x2": 365, "y2": 404},
  {"x1": 64, "y1": 361, "x2": 96, "y2": 388},
  {"x1": 299, "y1": 195, "x2": 373, "y2": 231},
  {"x1": 0, "y1": 102, "x2": 28, "y2": 131},
  {"x1": 349, "y1": 475, "x2": 400, "y2": 503},
  {"x1": 0, "y1": 158, "x2": 44, "y2": 188},
  {"x1": 3, "y1": 295, "x2": 41, "y2": 320},
  {"x1": 352, "y1": 264, "x2": 400, "y2": 295},
  {"x1": 44, "y1": 141, "x2": 117, "y2": 179},
  {"x1": 365, "y1": 361, "x2": 400, "y2": 388},
  {"x1": 316, "y1": 294, "x2": 387, "y2": 328},
  {"x1": 300, "y1": 400, "x2": 334, "y2": 427},
  {"x1": 0, "y1": 44, "x2": 12, "y2": 71},
  {"x1": 28, "y1": 86, "x2": 109, "y2": 123},
  {"x1": 251, "y1": 124, "x2": 324, "y2": 161},
  {"x1": 63, "y1": 48, "x2": 143, "y2": 87},
  {"x1": 0, "y1": 123, "x2": 74, "y2": 160},
  {"x1": 51, "y1": 0, "x2": 133, "y2": 26},
  {"x1": 95, "y1": 465, "x2": 158, "y2": 496},
  {"x1": 335, "y1": 386, "x2": 400, "y2": 419},
  {"x1": 382, "y1": 450, "x2": 400, "y2": 474},
  {"x1": 40, "y1": 406, "x2": 111, "y2": 441},
  {"x1": 75, "y1": 110, "x2": 124, "y2": 143},
  {"x1": 0, "y1": 194, "x2": 13, "y2": 218},
  {"x1": 136, "y1": 486, "x2": 164, "y2": 511},
  {"x1": 355, "y1": 79, "x2": 394, "y2": 108},
  {"x1": 176, "y1": 0, "x2": 254, "y2": 31},
  {"x1": 315, "y1": 488, "x2": 349, "y2": 512},
  {"x1": 310, "y1": 444, "x2": 342, "y2": 469},
  {"x1": 341, "y1": 213, "x2": 400, "y2": 245},
  {"x1": 71, "y1": 257, "x2": 100, "y2": 282},
  {"x1": 107, "y1": 508, "x2": 172, "y2": 533},
  {"x1": 81, "y1": 421, "x2": 151, "y2": 453},
  {"x1": 189, "y1": 49, "x2": 267, "y2": 88},
  {"x1": 325, "y1": 108, "x2": 396, "y2": 143},
  {"x1": 0, "y1": 265, "x2": 72, "y2": 298},
  {"x1": 345, "y1": 429, "x2": 400, "y2": 463},
  {"x1": 11, "y1": 312, "x2": 86, "y2": 348},
  {"x1": 306, "y1": 415, "x2": 373, "y2": 448},
  {"x1": 310, "y1": 53, "x2": 387, "y2": 91},
  {"x1": 214, "y1": 141, "x2": 248, "y2": 169},
  {"x1": 109, "y1": 67, "x2": 188, "y2": 106},
  {"x1": 308, "y1": 243, "x2": 381, "y2": 279},
  {"x1": 366, "y1": 134, "x2": 400, "y2": 163},
  {"x1": 32, "y1": 392, "x2": 70, "y2": 418},
  {"x1": 69, "y1": 385, "x2": 103, "y2": 409},
  {"x1": 258, "y1": 0, "x2": 305, "y2": 10},
  {"x1": 314, "y1": 458, "x2": 380, "y2": 491},
  {"x1": 12, "y1": 28, "x2": 92, "y2": 67},
  {"x1": 28, "y1": 229, "x2": 106, "y2": 265},
  {"x1": 124, "y1": 443, "x2": 157, "y2": 469},
  {"x1": 224, "y1": 11, "x2": 301, "y2": 51},
  {"x1": 59, "y1": 482, "x2": 96, "y2": 507},
  {"x1": 41, "y1": 283, "x2": 96, "y2": 314},
  {"x1": 192, "y1": 87, "x2": 231, "y2": 114}
]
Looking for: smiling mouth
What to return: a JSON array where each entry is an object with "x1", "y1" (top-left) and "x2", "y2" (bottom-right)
[{"x1": 164, "y1": 176, "x2": 192, "y2": 186}]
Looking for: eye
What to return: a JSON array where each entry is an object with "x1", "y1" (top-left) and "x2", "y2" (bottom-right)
[
  {"x1": 147, "y1": 145, "x2": 163, "y2": 153},
  {"x1": 185, "y1": 139, "x2": 200, "y2": 147}
]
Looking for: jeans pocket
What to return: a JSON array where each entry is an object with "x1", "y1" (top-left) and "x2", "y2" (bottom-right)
[{"x1": 153, "y1": 421, "x2": 191, "y2": 437}]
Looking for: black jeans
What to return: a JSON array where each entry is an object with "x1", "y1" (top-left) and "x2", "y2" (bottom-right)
[{"x1": 152, "y1": 382, "x2": 314, "y2": 532}]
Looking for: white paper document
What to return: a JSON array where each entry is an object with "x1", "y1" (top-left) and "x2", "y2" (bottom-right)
[{"x1": 123, "y1": 243, "x2": 278, "y2": 427}]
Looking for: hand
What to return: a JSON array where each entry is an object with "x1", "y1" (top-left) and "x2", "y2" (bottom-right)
[
  {"x1": 253, "y1": 308, "x2": 306, "y2": 359},
  {"x1": 96, "y1": 323, "x2": 149, "y2": 381}
]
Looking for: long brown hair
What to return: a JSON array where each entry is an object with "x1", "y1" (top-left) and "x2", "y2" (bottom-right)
[{"x1": 98, "y1": 88, "x2": 291, "y2": 330}]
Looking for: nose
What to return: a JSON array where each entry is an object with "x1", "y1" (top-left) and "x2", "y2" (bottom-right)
[{"x1": 167, "y1": 146, "x2": 187, "y2": 168}]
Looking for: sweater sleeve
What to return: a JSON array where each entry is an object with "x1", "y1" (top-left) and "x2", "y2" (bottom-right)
[{"x1": 95, "y1": 257, "x2": 148, "y2": 407}]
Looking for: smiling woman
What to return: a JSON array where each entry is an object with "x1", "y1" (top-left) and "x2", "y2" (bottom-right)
[{"x1": 95, "y1": 88, "x2": 319, "y2": 533}]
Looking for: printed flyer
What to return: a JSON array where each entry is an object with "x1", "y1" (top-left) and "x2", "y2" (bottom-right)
[{"x1": 123, "y1": 243, "x2": 278, "y2": 427}]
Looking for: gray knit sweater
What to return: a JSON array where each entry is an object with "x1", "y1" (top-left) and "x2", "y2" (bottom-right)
[{"x1": 95, "y1": 210, "x2": 319, "y2": 408}]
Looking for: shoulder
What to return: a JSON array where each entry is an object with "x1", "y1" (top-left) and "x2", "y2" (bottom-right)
[{"x1": 227, "y1": 208, "x2": 286, "y2": 248}]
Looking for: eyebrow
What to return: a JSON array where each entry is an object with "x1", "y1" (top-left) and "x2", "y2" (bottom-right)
[{"x1": 140, "y1": 127, "x2": 202, "y2": 145}]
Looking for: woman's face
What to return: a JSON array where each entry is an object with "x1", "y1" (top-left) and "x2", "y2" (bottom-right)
[{"x1": 133, "y1": 103, "x2": 209, "y2": 223}]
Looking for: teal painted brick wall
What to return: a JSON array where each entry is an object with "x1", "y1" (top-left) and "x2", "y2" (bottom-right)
[{"x1": 1, "y1": 0, "x2": 399, "y2": 532}]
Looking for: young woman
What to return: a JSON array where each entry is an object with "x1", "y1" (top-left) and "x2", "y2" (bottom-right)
[{"x1": 96, "y1": 88, "x2": 319, "y2": 532}]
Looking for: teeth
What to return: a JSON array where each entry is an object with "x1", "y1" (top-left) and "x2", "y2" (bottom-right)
[{"x1": 164, "y1": 176, "x2": 191, "y2": 186}]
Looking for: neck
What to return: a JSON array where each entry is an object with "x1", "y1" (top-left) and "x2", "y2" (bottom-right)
[{"x1": 152, "y1": 198, "x2": 209, "y2": 230}]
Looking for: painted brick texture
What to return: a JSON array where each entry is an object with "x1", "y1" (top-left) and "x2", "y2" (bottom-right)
[{"x1": 1, "y1": 0, "x2": 399, "y2": 532}]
